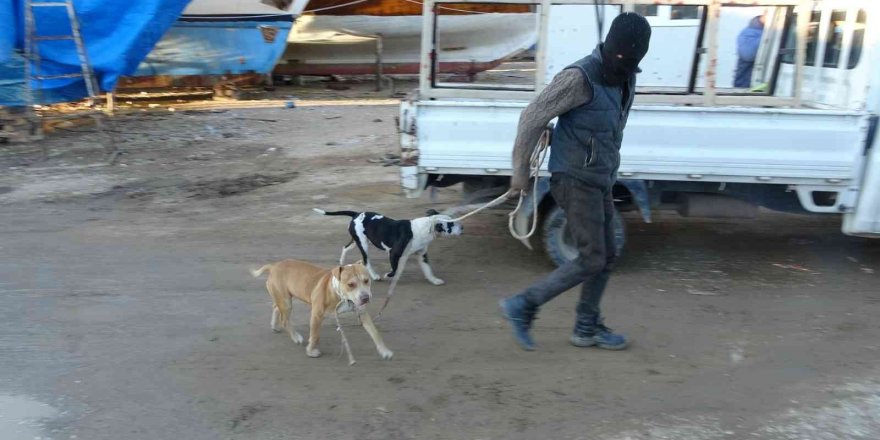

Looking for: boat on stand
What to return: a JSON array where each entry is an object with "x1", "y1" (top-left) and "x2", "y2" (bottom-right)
[
  {"x1": 122, "y1": 0, "x2": 310, "y2": 87},
  {"x1": 278, "y1": 0, "x2": 538, "y2": 78}
]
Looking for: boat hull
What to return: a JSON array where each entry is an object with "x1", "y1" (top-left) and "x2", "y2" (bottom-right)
[
  {"x1": 130, "y1": 0, "x2": 307, "y2": 78},
  {"x1": 133, "y1": 18, "x2": 294, "y2": 77},
  {"x1": 279, "y1": 13, "x2": 537, "y2": 76}
]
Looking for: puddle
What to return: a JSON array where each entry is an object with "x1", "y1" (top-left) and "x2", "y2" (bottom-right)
[
  {"x1": 0, "y1": 174, "x2": 116, "y2": 203},
  {"x1": 89, "y1": 171, "x2": 300, "y2": 203},
  {"x1": 0, "y1": 394, "x2": 58, "y2": 440},
  {"x1": 182, "y1": 172, "x2": 298, "y2": 199}
]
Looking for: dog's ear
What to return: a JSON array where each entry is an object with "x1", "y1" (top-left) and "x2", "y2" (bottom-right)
[
  {"x1": 425, "y1": 208, "x2": 440, "y2": 216},
  {"x1": 335, "y1": 266, "x2": 343, "y2": 280}
]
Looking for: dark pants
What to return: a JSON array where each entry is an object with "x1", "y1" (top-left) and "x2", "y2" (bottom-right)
[
  {"x1": 518, "y1": 173, "x2": 616, "y2": 336},
  {"x1": 734, "y1": 58, "x2": 755, "y2": 88}
]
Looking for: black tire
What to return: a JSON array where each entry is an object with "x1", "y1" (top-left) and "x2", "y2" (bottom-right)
[{"x1": 541, "y1": 203, "x2": 626, "y2": 267}]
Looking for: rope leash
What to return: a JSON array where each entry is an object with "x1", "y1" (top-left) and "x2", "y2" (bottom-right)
[
  {"x1": 334, "y1": 300, "x2": 356, "y2": 366},
  {"x1": 377, "y1": 132, "x2": 547, "y2": 320},
  {"x1": 446, "y1": 129, "x2": 551, "y2": 241},
  {"x1": 377, "y1": 130, "x2": 549, "y2": 321}
]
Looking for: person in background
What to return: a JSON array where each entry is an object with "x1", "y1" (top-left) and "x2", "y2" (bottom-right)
[{"x1": 735, "y1": 14, "x2": 766, "y2": 88}]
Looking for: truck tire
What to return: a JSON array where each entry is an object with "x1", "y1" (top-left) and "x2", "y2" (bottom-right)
[{"x1": 541, "y1": 204, "x2": 626, "y2": 267}]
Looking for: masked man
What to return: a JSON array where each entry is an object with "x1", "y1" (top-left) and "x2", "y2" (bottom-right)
[{"x1": 500, "y1": 13, "x2": 651, "y2": 351}]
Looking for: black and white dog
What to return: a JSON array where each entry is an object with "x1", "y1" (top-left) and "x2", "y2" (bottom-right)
[{"x1": 313, "y1": 208, "x2": 462, "y2": 285}]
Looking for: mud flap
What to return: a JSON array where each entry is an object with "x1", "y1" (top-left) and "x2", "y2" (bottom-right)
[
  {"x1": 400, "y1": 166, "x2": 427, "y2": 199},
  {"x1": 618, "y1": 179, "x2": 652, "y2": 223}
]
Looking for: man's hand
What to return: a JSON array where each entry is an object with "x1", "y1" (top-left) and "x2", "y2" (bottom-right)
[{"x1": 510, "y1": 174, "x2": 530, "y2": 196}]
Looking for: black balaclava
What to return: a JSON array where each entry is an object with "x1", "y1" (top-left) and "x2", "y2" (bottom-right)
[{"x1": 601, "y1": 12, "x2": 652, "y2": 86}]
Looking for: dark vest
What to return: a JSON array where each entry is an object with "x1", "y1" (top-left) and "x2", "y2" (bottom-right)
[{"x1": 548, "y1": 45, "x2": 636, "y2": 190}]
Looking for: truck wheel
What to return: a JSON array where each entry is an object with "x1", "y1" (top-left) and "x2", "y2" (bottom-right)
[{"x1": 541, "y1": 204, "x2": 625, "y2": 267}]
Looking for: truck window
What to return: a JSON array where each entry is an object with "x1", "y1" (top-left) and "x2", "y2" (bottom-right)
[
  {"x1": 431, "y1": 1, "x2": 539, "y2": 92},
  {"x1": 671, "y1": 6, "x2": 699, "y2": 20},
  {"x1": 823, "y1": 10, "x2": 847, "y2": 67},
  {"x1": 782, "y1": 11, "x2": 820, "y2": 65},
  {"x1": 782, "y1": 9, "x2": 866, "y2": 70},
  {"x1": 634, "y1": 5, "x2": 657, "y2": 17},
  {"x1": 848, "y1": 9, "x2": 867, "y2": 69}
]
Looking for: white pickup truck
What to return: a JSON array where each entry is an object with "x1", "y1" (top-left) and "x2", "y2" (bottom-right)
[{"x1": 398, "y1": 0, "x2": 880, "y2": 265}]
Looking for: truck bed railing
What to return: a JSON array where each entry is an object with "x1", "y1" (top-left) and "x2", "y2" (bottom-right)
[{"x1": 418, "y1": 0, "x2": 838, "y2": 108}]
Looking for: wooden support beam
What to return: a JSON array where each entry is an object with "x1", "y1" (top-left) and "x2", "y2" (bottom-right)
[
  {"x1": 535, "y1": 0, "x2": 551, "y2": 91},
  {"x1": 792, "y1": 0, "x2": 810, "y2": 107},
  {"x1": 375, "y1": 33, "x2": 384, "y2": 92},
  {"x1": 703, "y1": 0, "x2": 721, "y2": 106}
]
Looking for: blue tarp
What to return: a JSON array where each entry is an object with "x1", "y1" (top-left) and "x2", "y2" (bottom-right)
[{"x1": 0, "y1": 0, "x2": 191, "y2": 106}]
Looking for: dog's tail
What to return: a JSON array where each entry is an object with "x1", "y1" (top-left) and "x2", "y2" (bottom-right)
[
  {"x1": 250, "y1": 264, "x2": 273, "y2": 278},
  {"x1": 312, "y1": 208, "x2": 359, "y2": 218}
]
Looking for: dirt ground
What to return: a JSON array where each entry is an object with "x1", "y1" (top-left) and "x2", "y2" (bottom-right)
[{"x1": 2, "y1": 84, "x2": 880, "y2": 440}]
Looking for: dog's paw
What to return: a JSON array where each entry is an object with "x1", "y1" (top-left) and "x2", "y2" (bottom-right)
[
  {"x1": 272, "y1": 327, "x2": 283, "y2": 333},
  {"x1": 378, "y1": 348, "x2": 394, "y2": 360},
  {"x1": 306, "y1": 347, "x2": 322, "y2": 358},
  {"x1": 428, "y1": 278, "x2": 445, "y2": 286},
  {"x1": 382, "y1": 272, "x2": 395, "y2": 281},
  {"x1": 291, "y1": 332, "x2": 305, "y2": 345}
]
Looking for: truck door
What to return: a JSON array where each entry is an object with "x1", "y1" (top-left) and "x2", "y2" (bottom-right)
[
  {"x1": 844, "y1": 115, "x2": 880, "y2": 236},
  {"x1": 842, "y1": 2, "x2": 879, "y2": 236}
]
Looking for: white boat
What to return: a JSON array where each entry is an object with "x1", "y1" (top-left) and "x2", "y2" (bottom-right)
[{"x1": 278, "y1": 0, "x2": 537, "y2": 76}]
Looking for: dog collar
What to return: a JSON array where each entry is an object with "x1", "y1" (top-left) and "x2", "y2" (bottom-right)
[{"x1": 330, "y1": 268, "x2": 345, "y2": 300}]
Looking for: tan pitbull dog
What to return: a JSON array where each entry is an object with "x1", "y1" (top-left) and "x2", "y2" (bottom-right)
[{"x1": 251, "y1": 259, "x2": 393, "y2": 360}]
